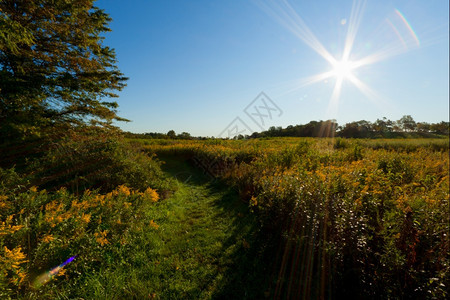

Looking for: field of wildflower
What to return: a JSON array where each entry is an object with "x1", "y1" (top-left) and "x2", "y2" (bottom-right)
[
  {"x1": 144, "y1": 137, "x2": 449, "y2": 298},
  {"x1": 1, "y1": 136, "x2": 448, "y2": 298},
  {"x1": 0, "y1": 127, "x2": 176, "y2": 298},
  {"x1": 0, "y1": 182, "x2": 159, "y2": 298}
]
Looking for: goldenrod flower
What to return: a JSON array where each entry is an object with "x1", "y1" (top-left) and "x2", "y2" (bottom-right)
[
  {"x1": 2, "y1": 246, "x2": 28, "y2": 286},
  {"x1": 149, "y1": 220, "x2": 159, "y2": 230},
  {"x1": 95, "y1": 230, "x2": 109, "y2": 246},
  {"x1": 144, "y1": 188, "x2": 159, "y2": 202},
  {"x1": 116, "y1": 185, "x2": 131, "y2": 196},
  {"x1": 81, "y1": 213, "x2": 91, "y2": 223},
  {"x1": 0, "y1": 221, "x2": 24, "y2": 237},
  {"x1": 42, "y1": 235, "x2": 55, "y2": 243}
]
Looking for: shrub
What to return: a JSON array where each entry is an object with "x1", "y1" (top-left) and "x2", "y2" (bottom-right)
[{"x1": 27, "y1": 127, "x2": 175, "y2": 196}]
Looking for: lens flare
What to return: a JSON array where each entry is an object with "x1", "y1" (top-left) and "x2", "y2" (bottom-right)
[
  {"x1": 33, "y1": 255, "x2": 76, "y2": 288},
  {"x1": 395, "y1": 9, "x2": 420, "y2": 46},
  {"x1": 258, "y1": 0, "x2": 420, "y2": 120}
]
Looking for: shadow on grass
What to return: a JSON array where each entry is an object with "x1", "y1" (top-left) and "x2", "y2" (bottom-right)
[{"x1": 157, "y1": 154, "x2": 277, "y2": 299}]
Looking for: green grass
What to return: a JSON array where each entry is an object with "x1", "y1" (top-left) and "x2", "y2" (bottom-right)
[{"x1": 60, "y1": 155, "x2": 268, "y2": 299}]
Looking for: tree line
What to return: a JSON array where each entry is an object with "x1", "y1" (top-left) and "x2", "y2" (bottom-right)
[
  {"x1": 249, "y1": 115, "x2": 449, "y2": 139},
  {"x1": 126, "y1": 115, "x2": 449, "y2": 140}
]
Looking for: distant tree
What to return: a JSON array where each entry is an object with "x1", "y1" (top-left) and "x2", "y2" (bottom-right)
[
  {"x1": 430, "y1": 121, "x2": 450, "y2": 135},
  {"x1": 398, "y1": 115, "x2": 417, "y2": 132},
  {"x1": 250, "y1": 132, "x2": 260, "y2": 139},
  {"x1": 340, "y1": 122, "x2": 359, "y2": 138},
  {"x1": 178, "y1": 132, "x2": 191, "y2": 139},
  {"x1": 385, "y1": 118, "x2": 394, "y2": 132},
  {"x1": 339, "y1": 120, "x2": 371, "y2": 138},
  {"x1": 317, "y1": 119, "x2": 338, "y2": 137},
  {"x1": 373, "y1": 118, "x2": 388, "y2": 133},
  {"x1": 416, "y1": 122, "x2": 431, "y2": 133},
  {"x1": 267, "y1": 126, "x2": 282, "y2": 137},
  {"x1": 392, "y1": 120, "x2": 402, "y2": 132},
  {"x1": 167, "y1": 130, "x2": 176, "y2": 139},
  {"x1": 300, "y1": 121, "x2": 317, "y2": 136},
  {"x1": 0, "y1": 0, "x2": 127, "y2": 140}
]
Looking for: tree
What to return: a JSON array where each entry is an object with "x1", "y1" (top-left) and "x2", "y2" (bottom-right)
[
  {"x1": 250, "y1": 132, "x2": 260, "y2": 139},
  {"x1": 373, "y1": 118, "x2": 388, "y2": 133},
  {"x1": 385, "y1": 118, "x2": 394, "y2": 132},
  {"x1": 178, "y1": 132, "x2": 191, "y2": 139},
  {"x1": 167, "y1": 130, "x2": 176, "y2": 139},
  {"x1": 0, "y1": 0, "x2": 127, "y2": 139},
  {"x1": 339, "y1": 120, "x2": 372, "y2": 138},
  {"x1": 430, "y1": 121, "x2": 450, "y2": 135},
  {"x1": 398, "y1": 115, "x2": 416, "y2": 132},
  {"x1": 0, "y1": 8, "x2": 34, "y2": 54},
  {"x1": 416, "y1": 122, "x2": 431, "y2": 133}
]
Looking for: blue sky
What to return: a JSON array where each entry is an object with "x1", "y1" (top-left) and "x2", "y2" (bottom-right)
[{"x1": 96, "y1": 0, "x2": 449, "y2": 137}]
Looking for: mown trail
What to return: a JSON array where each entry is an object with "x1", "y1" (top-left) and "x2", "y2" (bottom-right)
[
  {"x1": 77, "y1": 155, "x2": 271, "y2": 299},
  {"x1": 140, "y1": 155, "x2": 268, "y2": 299}
]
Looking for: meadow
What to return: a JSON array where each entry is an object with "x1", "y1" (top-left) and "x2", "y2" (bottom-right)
[
  {"x1": 2, "y1": 1, "x2": 448, "y2": 298},
  {"x1": 0, "y1": 135, "x2": 448, "y2": 299},
  {"x1": 142, "y1": 137, "x2": 449, "y2": 298}
]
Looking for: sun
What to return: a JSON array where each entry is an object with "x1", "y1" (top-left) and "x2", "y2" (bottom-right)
[
  {"x1": 331, "y1": 59, "x2": 355, "y2": 80},
  {"x1": 260, "y1": 0, "x2": 421, "y2": 118}
]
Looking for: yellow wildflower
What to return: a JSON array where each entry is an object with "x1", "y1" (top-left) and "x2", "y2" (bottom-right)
[
  {"x1": 144, "y1": 188, "x2": 159, "y2": 202},
  {"x1": 0, "y1": 247, "x2": 27, "y2": 285},
  {"x1": 117, "y1": 185, "x2": 131, "y2": 196},
  {"x1": 0, "y1": 201, "x2": 8, "y2": 210},
  {"x1": 81, "y1": 213, "x2": 91, "y2": 224},
  {"x1": 0, "y1": 198, "x2": 8, "y2": 211},
  {"x1": 94, "y1": 194, "x2": 106, "y2": 206},
  {"x1": 0, "y1": 221, "x2": 24, "y2": 237},
  {"x1": 57, "y1": 268, "x2": 67, "y2": 277},
  {"x1": 95, "y1": 230, "x2": 109, "y2": 246},
  {"x1": 149, "y1": 220, "x2": 159, "y2": 230},
  {"x1": 3, "y1": 246, "x2": 28, "y2": 269},
  {"x1": 42, "y1": 235, "x2": 55, "y2": 243}
]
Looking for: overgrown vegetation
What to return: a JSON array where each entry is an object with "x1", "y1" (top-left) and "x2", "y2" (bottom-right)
[
  {"x1": 1, "y1": 0, "x2": 448, "y2": 298},
  {"x1": 0, "y1": 181, "x2": 160, "y2": 298},
  {"x1": 146, "y1": 137, "x2": 449, "y2": 299}
]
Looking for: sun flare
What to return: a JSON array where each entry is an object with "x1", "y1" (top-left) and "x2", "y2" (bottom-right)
[
  {"x1": 259, "y1": 0, "x2": 422, "y2": 118},
  {"x1": 331, "y1": 60, "x2": 354, "y2": 80}
]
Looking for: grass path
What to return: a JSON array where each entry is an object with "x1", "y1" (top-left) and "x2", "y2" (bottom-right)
[{"x1": 82, "y1": 155, "x2": 268, "y2": 299}]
